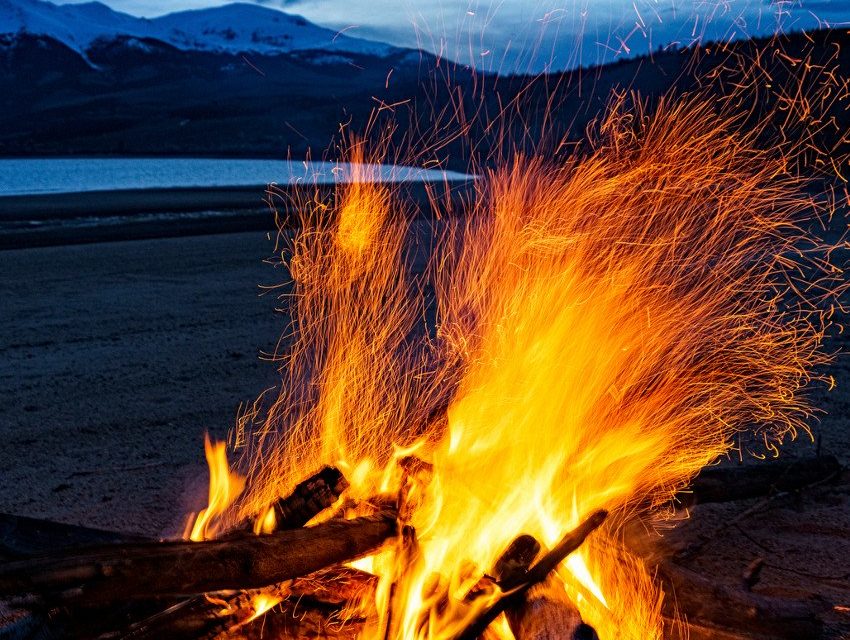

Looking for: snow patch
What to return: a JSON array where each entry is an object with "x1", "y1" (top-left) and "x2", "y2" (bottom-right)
[{"x1": 0, "y1": 0, "x2": 399, "y2": 59}]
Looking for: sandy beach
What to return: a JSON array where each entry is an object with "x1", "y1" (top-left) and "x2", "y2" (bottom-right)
[
  {"x1": 0, "y1": 186, "x2": 274, "y2": 250},
  {"x1": 0, "y1": 180, "x2": 469, "y2": 249},
  {"x1": 0, "y1": 228, "x2": 848, "y2": 636},
  {"x1": 0, "y1": 231, "x2": 285, "y2": 536}
]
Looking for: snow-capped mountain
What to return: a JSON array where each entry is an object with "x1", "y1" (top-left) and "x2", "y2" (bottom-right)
[{"x1": 0, "y1": 0, "x2": 398, "y2": 58}]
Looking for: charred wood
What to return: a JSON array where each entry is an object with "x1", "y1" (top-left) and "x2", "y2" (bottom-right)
[
  {"x1": 117, "y1": 595, "x2": 237, "y2": 640},
  {"x1": 492, "y1": 534, "x2": 541, "y2": 587},
  {"x1": 118, "y1": 568, "x2": 376, "y2": 640},
  {"x1": 454, "y1": 510, "x2": 607, "y2": 640},
  {"x1": 271, "y1": 467, "x2": 350, "y2": 530},
  {"x1": 506, "y1": 578, "x2": 597, "y2": 640},
  {"x1": 132, "y1": 465, "x2": 352, "y2": 634},
  {"x1": 287, "y1": 567, "x2": 377, "y2": 606},
  {"x1": 220, "y1": 599, "x2": 367, "y2": 640},
  {"x1": 493, "y1": 535, "x2": 597, "y2": 640},
  {"x1": 0, "y1": 514, "x2": 149, "y2": 563},
  {"x1": 0, "y1": 513, "x2": 396, "y2": 606},
  {"x1": 656, "y1": 560, "x2": 826, "y2": 640}
]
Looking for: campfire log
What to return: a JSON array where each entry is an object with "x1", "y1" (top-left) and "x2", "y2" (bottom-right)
[
  {"x1": 231, "y1": 466, "x2": 350, "y2": 535},
  {"x1": 491, "y1": 535, "x2": 598, "y2": 640},
  {"x1": 677, "y1": 455, "x2": 841, "y2": 506},
  {"x1": 490, "y1": 534, "x2": 540, "y2": 587},
  {"x1": 222, "y1": 567, "x2": 378, "y2": 640},
  {"x1": 271, "y1": 466, "x2": 350, "y2": 530},
  {"x1": 505, "y1": 578, "x2": 597, "y2": 640},
  {"x1": 0, "y1": 513, "x2": 396, "y2": 606},
  {"x1": 287, "y1": 566, "x2": 378, "y2": 605},
  {"x1": 118, "y1": 567, "x2": 377, "y2": 640},
  {"x1": 453, "y1": 510, "x2": 607, "y2": 640},
  {"x1": 656, "y1": 560, "x2": 827, "y2": 639},
  {"x1": 0, "y1": 513, "x2": 150, "y2": 562},
  {"x1": 117, "y1": 595, "x2": 240, "y2": 640},
  {"x1": 92, "y1": 467, "x2": 355, "y2": 638},
  {"x1": 221, "y1": 600, "x2": 367, "y2": 640}
]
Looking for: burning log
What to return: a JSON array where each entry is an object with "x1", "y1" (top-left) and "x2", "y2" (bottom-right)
[
  {"x1": 101, "y1": 466, "x2": 355, "y2": 638},
  {"x1": 270, "y1": 466, "x2": 350, "y2": 530},
  {"x1": 491, "y1": 535, "x2": 598, "y2": 640},
  {"x1": 223, "y1": 600, "x2": 366, "y2": 640},
  {"x1": 223, "y1": 567, "x2": 378, "y2": 640},
  {"x1": 287, "y1": 566, "x2": 378, "y2": 605},
  {"x1": 0, "y1": 513, "x2": 396, "y2": 606},
  {"x1": 231, "y1": 466, "x2": 350, "y2": 535},
  {"x1": 506, "y1": 578, "x2": 598, "y2": 640},
  {"x1": 118, "y1": 568, "x2": 377, "y2": 640},
  {"x1": 491, "y1": 534, "x2": 541, "y2": 586},
  {"x1": 677, "y1": 455, "x2": 841, "y2": 507},
  {"x1": 454, "y1": 510, "x2": 607, "y2": 640}
]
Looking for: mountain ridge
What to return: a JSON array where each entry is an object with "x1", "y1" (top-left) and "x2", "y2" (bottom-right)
[
  {"x1": 1, "y1": 20, "x2": 847, "y2": 166},
  {"x1": 0, "y1": 0, "x2": 399, "y2": 59}
]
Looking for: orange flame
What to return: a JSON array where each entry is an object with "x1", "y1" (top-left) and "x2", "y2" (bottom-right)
[
  {"x1": 193, "y1": 91, "x2": 844, "y2": 637},
  {"x1": 189, "y1": 435, "x2": 245, "y2": 541},
  {"x1": 247, "y1": 593, "x2": 283, "y2": 622}
]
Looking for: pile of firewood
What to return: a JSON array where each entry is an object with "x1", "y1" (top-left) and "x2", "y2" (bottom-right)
[{"x1": 0, "y1": 455, "x2": 840, "y2": 640}]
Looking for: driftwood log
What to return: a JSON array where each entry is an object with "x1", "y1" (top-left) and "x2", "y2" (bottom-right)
[
  {"x1": 657, "y1": 561, "x2": 827, "y2": 640},
  {"x1": 0, "y1": 513, "x2": 396, "y2": 606},
  {"x1": 0, "y1": 514, "x2": 149, "y2": 562},
  {"x1": 677, "y1": 455, "x2": 841, "y2": 506}
]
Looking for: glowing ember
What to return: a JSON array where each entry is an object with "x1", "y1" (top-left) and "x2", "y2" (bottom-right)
[
  {"x1": 188, "y1": 90, "x2": 843, "y2": 638},
  {"x1": 248, "y1": 593, "x2": 283, "y2": 622}
]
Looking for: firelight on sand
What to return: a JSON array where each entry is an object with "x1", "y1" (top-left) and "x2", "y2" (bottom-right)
[{"x1": 188, "y1": 92, "x2": 845, "y2": 638}]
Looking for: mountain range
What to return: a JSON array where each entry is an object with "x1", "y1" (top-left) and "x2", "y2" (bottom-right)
[
  {"x1": 1, "y1": 0, "x2": 436, "y2": 157},
  {"x1": 2, "y1": 0, "x2": 849, "y2": 165},
  {"x1": 0, "y1": 0, "x2": 398, "y2": 60}
]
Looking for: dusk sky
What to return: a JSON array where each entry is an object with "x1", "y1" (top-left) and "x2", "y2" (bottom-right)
[{"x1": 61, "y1": 1, "x2": 850, "y2": 72}]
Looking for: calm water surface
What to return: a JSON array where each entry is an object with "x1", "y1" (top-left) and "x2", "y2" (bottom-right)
[{"x1": 0, "y1": 158, "x2": 470, "y2": 196}]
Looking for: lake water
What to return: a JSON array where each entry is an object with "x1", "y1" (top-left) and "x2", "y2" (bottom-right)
[{"x1": 0, "y1": 158, "x2": 471, "y2": 196}]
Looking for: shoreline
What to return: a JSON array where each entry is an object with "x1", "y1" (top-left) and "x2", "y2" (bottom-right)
[
  {"x1": 0, "y1": 180, "x2": 472, "y2": 250},
  {"x1": 0, "y1": 185, "x2": 272, "y2": 250},
  {"x1": 0, "y1": 231, "x2": 848, "y2": 638},
  {"x1": 0, "y1": 186, "x2": 270, "y2": 220}
]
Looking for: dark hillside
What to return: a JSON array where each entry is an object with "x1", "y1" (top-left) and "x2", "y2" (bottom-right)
[{"x1": 3, "y1": 28, "x2": 848, "y2": 167}]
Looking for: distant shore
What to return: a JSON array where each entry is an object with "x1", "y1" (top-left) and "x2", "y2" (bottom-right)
[
  {"x1": 0, "y1": 180, "x2": 472, "y2": 250},
  {"x1": 0, "y1": 186, "x2": 269, "y2": 220},
  {"x1": 0, "y1": 186, "x2": 272, "y2": 250}
]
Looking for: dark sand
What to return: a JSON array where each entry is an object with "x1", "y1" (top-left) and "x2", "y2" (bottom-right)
[
  {"x1": 0, "y1": 181, "x2": 468, "y2": 250},
  {"x1": 0, "y1": 186, "x2": 269, "y2": 220},
  {"x1": 0, "y1": 232, "x2": 284, "y2": 536},
  {"x1": 0, "y1": 186, "x2": 273, "y2": 250},
  {"x1": 0, "y1": 230, "x2": 848, "y2": 635}
]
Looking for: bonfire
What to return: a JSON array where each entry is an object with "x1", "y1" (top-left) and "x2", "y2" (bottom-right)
[
  {"x1": 179, "y1": 93, "x2": 842, "y2": 639},
  {"x1": 0, "y1": 57, "x2": 847, "y2": 640}
]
